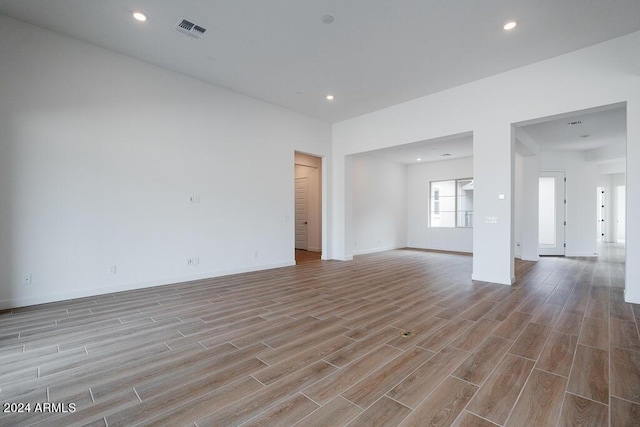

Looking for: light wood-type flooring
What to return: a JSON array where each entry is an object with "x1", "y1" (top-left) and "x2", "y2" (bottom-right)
[
  {"x1": 295, "y1": 249, "x2": 322, "y2": 264},
  {"x1": 1, "y1": 244, "x2": 638, "y2": 426}
]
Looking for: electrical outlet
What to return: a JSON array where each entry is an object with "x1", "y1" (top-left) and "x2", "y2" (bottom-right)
[
  {"x1": 186, "y1": 258, "x2": 194, "y2": 266},
  {"x1": 23, "y1": 274, "x2": 32, "y2": 285},
  {"x1": 108, "y1": 265, "x2": 117, "y2": 275},
  {"x1": 194, "y1": 257, "x2": 200, "y2": 265}
]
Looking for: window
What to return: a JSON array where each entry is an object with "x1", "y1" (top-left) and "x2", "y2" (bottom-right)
[{"x1": 430, "y1": 178, "x2": 473, "y2": 227}]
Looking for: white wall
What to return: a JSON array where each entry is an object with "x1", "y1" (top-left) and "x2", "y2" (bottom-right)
[
  {"x1": 332, "y1": 31, "x2": 640, "y2": 298},
  {"x1": 540, "y1": 151, "x2": 599, "y2": 256},
  {"x1": 0, "y1": 16, "x2": 331, "y2": 309},
  {"x1": 295, "y1": 153, "x2": 322, "y2": 252},
  {"x1": 407, "y1": 157, "x2": 473, "y2": 252},
  {"x1": 351, "y1": 155, "x2": 407, "y2": 255}
]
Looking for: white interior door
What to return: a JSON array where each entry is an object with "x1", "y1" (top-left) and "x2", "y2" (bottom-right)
[
  {"x1": 295, "y1": 177, "x2": 308, "y2": 250},
  {"x1": 616, "y1": 185, "x2": 626, "y2": 243},
  {"x1": 597, "y1": 187, "x2": 605, "y2": 242},
  {"x1": 539, "y1": 171, "x2": 566, "y2": 255}
]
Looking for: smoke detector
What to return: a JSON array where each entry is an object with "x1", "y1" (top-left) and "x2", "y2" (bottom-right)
[{"x1": 176, "y1": 19, "x2": 207, "y2": 39}]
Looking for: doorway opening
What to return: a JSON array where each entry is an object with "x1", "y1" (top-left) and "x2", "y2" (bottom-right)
[
  {"x1": 295, "y1": 152, "x2": 322, "y2": 264},
  {"x1": 514, "y1": 102, "x2": 626, "y2": 293}
]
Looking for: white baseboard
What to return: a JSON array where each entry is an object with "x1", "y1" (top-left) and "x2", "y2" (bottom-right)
[
  {"x1": 0, "y1": 261, "x2": 295, "y2": 310},
  {"x1": 331, "y1": 256, "x2": 354, "y2": 261},
  {"x1": 565, "y1": 252, "x2": 599, "y2": 257},
  {"x1": 353, "y1": 245, "x2": 403, "y2": 256}
]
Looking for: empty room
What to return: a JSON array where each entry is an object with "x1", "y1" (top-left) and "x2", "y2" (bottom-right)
[{"x1": 1, "y1": 1, "x2": 640, "y2": 426}]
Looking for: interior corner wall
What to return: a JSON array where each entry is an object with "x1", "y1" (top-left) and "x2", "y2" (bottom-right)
[
  {"x1": 351, "y1": 155, "x2": 407, "y2": 255},
  {"x1": 407, "y1": 157, "x2": 473, "y2": 253},
  {"x1": 333, "y1": 31, "x2": 640, "y2": 289},
  {"x1": 539, "y1": 151, "x2": 598, "y2": 256},
  {"x1": 519, "y1": 155, "x2": 541, "y2": 261},
  {"x1": 0, "y1": 16, "x2": 332, "y2": 309}
]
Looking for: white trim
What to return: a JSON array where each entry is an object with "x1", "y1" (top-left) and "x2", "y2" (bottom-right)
[
  {"x1": 565, "y1": 252, "x2": 599, "y2": 257},
  {"x1": 353, "y1": 245, "x2": 404, "y2": 256},
  {"x1": 0, "y1": 261, "x2": 295, "y2": 310}
]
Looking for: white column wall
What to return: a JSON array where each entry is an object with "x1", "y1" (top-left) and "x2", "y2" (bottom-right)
[{"x1": 472, "y1": 123, "x2": 515, "y2": 284}]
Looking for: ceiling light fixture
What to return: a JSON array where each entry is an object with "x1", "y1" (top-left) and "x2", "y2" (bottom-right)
[
  {"x1": 321, "y1": 15, "x2": 335, "y2": 24},
  {"x1": 326, "y1": 94, "x2": 334, "y2": 101},
  {"x1": 503, "y1": 21, "x2": 517, "y2": 30},
  {"x1": 132, "y1": 11, "x2": 147, "y2": 22},
  {"x1": 417, "y1": 158, "x2": 422, "y2": 161}
]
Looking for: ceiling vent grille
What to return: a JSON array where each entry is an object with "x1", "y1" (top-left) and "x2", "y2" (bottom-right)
[{"x1": 176, "y1": 19, "x2": 207, "y2": 39}]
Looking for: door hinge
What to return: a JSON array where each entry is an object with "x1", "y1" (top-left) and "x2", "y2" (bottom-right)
[
  {"x1": 564, "y1": 243, "x2": 566, "y2": 248},
  {"x1": 564, "y1": 221, "x2": 566, "y2": 226},
  {"x1": 564, "y1": 199, "x2": 567, "y2": 204},
  {"x1": 564, "y1": 177, "x2": 567, "y2": 182}
]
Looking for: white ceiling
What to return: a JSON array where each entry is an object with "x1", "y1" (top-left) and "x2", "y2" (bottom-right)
[
  {"x1": 0, "y1": 0, "x2": 639, "y2": 124},
  {"x1": 518, "y1": 104, "x2": 626, "y2": 151},
  {"x1": 364, "y1": 133, "x2": 473, "y2": 165},
  {"x1": 361, "y1": 104, "x2": 627, "y2": 165}
]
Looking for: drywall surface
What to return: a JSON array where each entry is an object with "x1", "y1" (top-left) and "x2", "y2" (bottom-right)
[
  {"x1": 0, "y1": 16, "x2": 331, "y2": 308},
  {"x1": 407, "y1": 157, "x2": 473, "y2": 253},
  {"x1": 351, "y1": 155, "x2": 407, "y2": 255}
]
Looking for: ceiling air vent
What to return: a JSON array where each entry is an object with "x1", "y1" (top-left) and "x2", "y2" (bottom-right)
[{"x1": 176, "y1": 19, "x2": 207, "y2": 39}]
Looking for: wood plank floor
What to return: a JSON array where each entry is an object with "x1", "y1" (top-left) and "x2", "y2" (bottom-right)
[{"x1": 1, "y1": 244, "x2": 637, "y2": 426}]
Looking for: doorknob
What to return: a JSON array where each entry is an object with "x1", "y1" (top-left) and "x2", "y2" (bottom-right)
[{"x1": 304, "y1": 221, "x2": 308, "y2": 224}]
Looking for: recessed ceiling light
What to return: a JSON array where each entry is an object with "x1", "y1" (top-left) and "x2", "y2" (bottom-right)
[
  {"x1": 326, "y1": 94, "x2": 334, "y2": 101},
  {"x1": 503, "y1": 21, "x2": 517, "y2": 30},
  {"x1": 321, "y1": 15, "x2": 335, "y2": 25},
  {"x1": 132, "y1": 11, "x2": 147, "y2": 22}
]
